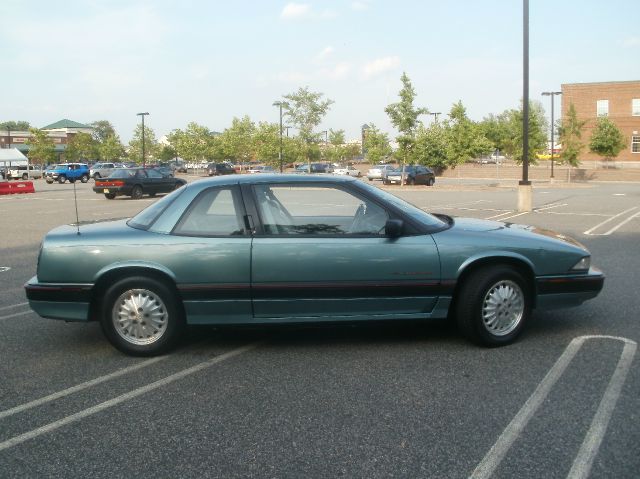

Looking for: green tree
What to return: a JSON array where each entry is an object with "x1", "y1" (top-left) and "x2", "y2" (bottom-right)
[
  {"x1": 557, "y1": 103, "x2": 587, "y2": 166},
  {"x1": 158, "y1": 144, "x2": 178, "y2": 162},
  {"x1": 478, "y1": 112, "x2": 511, "y2": 154},
  {"x1": 90, "y1": 120, "x2": 117, "y2": 143},
  {"x1": 99, "y1": 134, "x2": 125, "y2": 161},
  {"x1": 326, "y1": 129, "x2": 346, "y2": 163},
  {"x1": 65, "y1": 132, "x2": 97, "y2": 162},
  {"x1": 414, "y1": 122, "x2": 448, "y2": 169},
  {"x1": 253, "y1": 122, "x2": 280, "y2": 167},
  {"x1": 281, "y1": 86, "x2": 334, "y2": 161},
  {"x1": 362, "y1": 124, "x2": 392, "y2": 164},
  {"x1": 128, "y1": 124, "x2": 159, "y2": 164},
  {"x1": 502, "y1": 100, "x2": 548, "y2": 163},
  {"x1": 444, "y1": 101, "x2": 492, "y2": 167},
  {"x1": 0, "y1": 120, "x2": 31, "y2": 131},
  {"x1": 589, "y1": 117, "x2": 626, "y2": 161},
  {"x1": 26, "y1": 128, "x2": 56, "y2": 164},
  {"x1": 219, "y1": 116, "x2": 256, "y2": 170},
  {"x1": 171, "y1": 122, "x2": 215, "y2": 163},
  {"x1": 385, "y1": 72, "x2": 428, "y2": 167}
]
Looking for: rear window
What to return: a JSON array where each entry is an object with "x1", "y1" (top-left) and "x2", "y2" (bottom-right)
[{"x1": 128, "y1": 186, "x2": 186, "y2": 230}]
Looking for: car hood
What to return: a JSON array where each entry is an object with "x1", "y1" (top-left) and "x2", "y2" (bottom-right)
[{"x1": 445, "y1": 216, "x2": 587, "y2": 251}]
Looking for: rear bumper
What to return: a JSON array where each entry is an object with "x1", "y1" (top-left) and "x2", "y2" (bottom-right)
[
  {"x1": 25, "y1": 276, "x2": 92, "y2": 321},
  {"x1": 535, "y1": 268, "x2": 605, "y2": 309}
]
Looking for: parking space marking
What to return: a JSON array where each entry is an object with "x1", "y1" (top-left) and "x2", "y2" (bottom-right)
[
  {"x1": 0, "y1": 310, "x2": 32, "y2": 321},
  {"x1": 584, "y1": 206, "x2": 639, "y2": 235},
  {"x1": 0, "y1": 341, "x2": 262, "y2": 452},
  {"x1": 0, "y1": 302, "x2": 28, "y2": 311},
  {"x1": 470, "y1": 335, "x2": 637, "y2": 479},
  {"x1": 0, "y1": 356, "x2": 167, "y2": 420}
]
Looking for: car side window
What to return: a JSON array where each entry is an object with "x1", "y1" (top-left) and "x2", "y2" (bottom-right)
[
  {"x1": 253, "y1": 184, "x2": 388, "y2": 236},
  {"x1": 137, "y1": 170, "x2": 148, "y2": 178},
  {"x1": 173, "y1": 187, "x2": 245, "y2": 236},
  {"x1": 147, "y1": 169, "x2": 163, "y2": 178}
]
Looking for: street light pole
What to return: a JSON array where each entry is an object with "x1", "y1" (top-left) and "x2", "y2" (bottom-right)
[
  {"x1": 137, "y1": 112, "x2": 149, "y2": 167},
  {"x1": 273, "y1": 101, "x2": 284, "y2": 172},
  {"x1": 541, "y1": 91, "x2": 562, "y2": 179},
  {"x1": 517, "y1": 0, "x2": 532, "y2": 212}
]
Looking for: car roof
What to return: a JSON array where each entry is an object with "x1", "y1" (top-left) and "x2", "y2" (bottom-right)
[{"x1": 188, "y1": 173, "x2": 356, "y2": 189}]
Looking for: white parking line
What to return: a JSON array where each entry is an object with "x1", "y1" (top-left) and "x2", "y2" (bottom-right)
[
  {"x1": 584, "y1": 206, "x2": 639, "y2": 235},
  {"x1": 0, "y1": 342, "x2": 261, "y2": 452},
  {"x1": 0, "y1": 310, "x2": 32, "y2": 321},
  {"x1": 0, "y1": 302, "x2": 28, "y2": 311},
  {"x1": 469, "y1": 335, "x2": 637, "y2": 479}
]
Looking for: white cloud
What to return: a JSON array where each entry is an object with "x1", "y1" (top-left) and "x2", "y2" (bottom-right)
[
  {"x1": 622, "y1": 36, "x2": 640, "y2": 47},
  {"x1": 316, "y1": 46, "x2": 334, "y2": 61},
  {"x1": 363, "y1": 56, "x2": 401, "y2": 78},
  {"x1": 351, "y1": 1, "x2": 369, "y2": 11},
  {"x1": 322, "y1": 62, "x2": 351, "y2": 79},
  {"x1": 281, "y1": 3, "x2": 312, "y2": 19}
]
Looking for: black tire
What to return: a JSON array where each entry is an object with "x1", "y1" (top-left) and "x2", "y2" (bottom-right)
[
  {"x1": 104, "y1": 193, "x2": 116, "y2": 199},
  {"x1": 69, "y1": 178, "x2": 76, "y2": 183},
  {"x1": 455, "y1": 265, "x2": 531, "y2": 347},
  {"x1": 80, "y1": 174, "x2": 89, "y2": 183},
  {"x1": 22, "y1": 173, "x2": 28, "y2": 180},
  {"x1": 427, "y1": 178, "x2": 435, "y2": 186},
  {"x1": 148, "y1": 192, "x2": 157, "y2": 197},
  {"x1": 100, "y1": 276, "x2": 185, "y2": 356},
  {"x1": 407, "y1": 177, "x2": 415, "y2": 186},
  {"x1": 58, "y1": 175, "x2": 66, "y2": 184},
  {"x1": 131, "y1": 185, "x2": 143, "y2": 199},
  {"x1": 94, "y1": 173, "x2": 101, "y2": 179}
]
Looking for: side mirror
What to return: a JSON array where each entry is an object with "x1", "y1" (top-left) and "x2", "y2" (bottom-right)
[{"x1": 385, "y1": 219, "x2": 403, "y2": 238}]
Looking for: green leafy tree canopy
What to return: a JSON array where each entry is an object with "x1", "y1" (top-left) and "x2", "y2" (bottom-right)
[{"x1": 589, "y1": 116, "x2": 626, "y2": 161}]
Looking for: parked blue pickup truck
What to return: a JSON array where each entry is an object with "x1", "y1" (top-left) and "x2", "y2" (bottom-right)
[{"x1": 44, "y1": 163, "x2": 90, "y2": 184}]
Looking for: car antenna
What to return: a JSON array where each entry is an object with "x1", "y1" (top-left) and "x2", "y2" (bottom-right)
[{"x1": 73, "y1": 180, "x2": 81, "y2": 235}]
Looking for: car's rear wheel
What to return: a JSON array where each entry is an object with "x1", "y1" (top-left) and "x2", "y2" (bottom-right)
[
  {"x1": 80, "y1": 174, "x2": 89, "y2": 183},
  {"x1": 455, "y1": 265, "x2": 530, "y2": 347},
  {"x1": 58, "y1": 175, "x2": 66, "y2": 184},
  {"x1": 94, "y1": 173, "x2": 101, "y2": 179},
  {"x1": 100, "y1": 276, "x2": 185, "y2": 356},
  {"x1": 131, "y1": 185, "x2": 143, "y2": 199},
  {"x1": 104, "y1": 193, "x2": 116, "y2": 199}
]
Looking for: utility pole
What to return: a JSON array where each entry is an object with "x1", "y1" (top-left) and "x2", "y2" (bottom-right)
[{"x1": 541, "y1": 91, "x2": 562, "y2": 180}]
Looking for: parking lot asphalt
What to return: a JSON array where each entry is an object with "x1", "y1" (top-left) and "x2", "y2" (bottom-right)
[{"x1": 0, "y1": 176, "x2": 639, "y2": 478}]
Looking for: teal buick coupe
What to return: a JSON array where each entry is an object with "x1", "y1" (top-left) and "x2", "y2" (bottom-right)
[{"x1": 25, "y1": 175, "x2": 604, "y2": 356}]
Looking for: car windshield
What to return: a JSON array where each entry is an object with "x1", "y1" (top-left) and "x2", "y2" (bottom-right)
[{"x1": 357, "y1": 182, "x2": 447, "y2": 228}]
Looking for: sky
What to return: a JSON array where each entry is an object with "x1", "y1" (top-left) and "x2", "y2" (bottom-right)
[{"x1": 1, "y1": 0, "x2": 638, "y2": 143}]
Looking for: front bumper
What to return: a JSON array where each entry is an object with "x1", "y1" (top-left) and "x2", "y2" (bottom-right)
[{"x1": 535, "y1": 268, "x2": 605, "y2": 309}]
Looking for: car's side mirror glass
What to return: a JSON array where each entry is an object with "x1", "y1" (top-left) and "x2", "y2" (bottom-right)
[{"x1": 385, "y1": 219, "x2": 403, "y2": 238}]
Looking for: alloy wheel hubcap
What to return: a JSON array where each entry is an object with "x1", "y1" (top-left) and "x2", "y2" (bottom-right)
[
  {"x1": 481, "y1": 280, "x2": 524, "y2": 336},
  {"x1": 112, "y1": 289, "x2": 168, "y2": 345}
]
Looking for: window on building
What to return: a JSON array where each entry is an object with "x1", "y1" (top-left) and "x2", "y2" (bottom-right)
[
  {"x1": 632, "y1": 135, "x2": 640, "y2": 154},
  {"x1": 632, "y1": 99, "x2": 640, "y2": 116},
  {"x1": 596, "y1": 100, "x2": 609, "y2": 117}
]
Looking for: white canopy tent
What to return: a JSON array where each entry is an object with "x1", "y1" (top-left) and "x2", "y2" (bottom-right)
[{"x1": 0, "y1": 148, "x2": 29, "y2": 179}]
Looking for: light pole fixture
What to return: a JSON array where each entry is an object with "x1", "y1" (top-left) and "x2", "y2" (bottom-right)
[
  {"x1": 136, "y1": 112, "x2": 149, "y2": 167},
  {"x1": 429, "y1": 112, "x2": 442, "y2": 122},
  {"x1": 541, "y1": 91, "x2": 562, "y2": 179},
  {"x1": 285, "y1": 126, "x2": 292, "y2": 138},
  {"x1": 273, "y1": 102, "x2": 285, "y2": 172}
]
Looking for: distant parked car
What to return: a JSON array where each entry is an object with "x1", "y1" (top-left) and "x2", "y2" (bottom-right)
[
  {"x1": 90, "y1": 162, "x2": 119, "y2": 179},
  {"x1": 207, "y1": 163, "x2": 236, "y2": 176},
  {"x1": 248, "y1": 165, "x2": 276, "y2": 174},
  {"x1": 296, "y1": 163, "x2": 333, "y2": 174},
  {"x1": 93, "y1": 167, "x2": 186, "y2": 199},
  {"x1": 44, "y1": 163, "x2": 90, "y2": 184},
  {"x1": 334, "y1": 165, "x2": 361, "y2": 177},
  {"x1": 366, "y1": 164, "x2": 395, "y2": 181},
  {"x1": 385, "y1": 165, "x2": 436, "y2": 186},
  {"x1": 7, "y1": 165, "x2": 43, "y2": 180}
]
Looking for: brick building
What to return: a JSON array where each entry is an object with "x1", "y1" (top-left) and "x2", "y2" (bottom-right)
[
  {"x1": 561, "y1": 81, "x2": 640, "y2": 161},
  {"x1": 0, "y1": 119, "x2": 93, "y2": 160}
]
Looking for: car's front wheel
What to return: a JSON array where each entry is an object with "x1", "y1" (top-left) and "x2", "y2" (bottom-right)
[
  {"x1": 58, "y1": 175, "x2": 66, "y2": 184},
  {"x1": 22, "y1": 173, "x2": 28, "y2": 180},
  {"x1": 104, "y1": 193, "x2": 116, "y2": 199},
  {"x1": 427, "y1": 178, "x2": 435, "y2": 186},
  {"x1": 100, "y1": 276, "x2": 185, "y2": 356},
  {"x1": 455, "y1": 265, "x2": 530, "y2": 347}
]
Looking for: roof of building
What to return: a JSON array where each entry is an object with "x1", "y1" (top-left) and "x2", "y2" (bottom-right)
[{"x1": 41, "y1": 119, "x2": 93, "y2": 130}]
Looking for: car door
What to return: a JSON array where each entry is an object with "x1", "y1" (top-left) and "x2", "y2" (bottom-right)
[
  {"x1": 248, "y1": 182, "x2": 441, "y2": 320},
  {"x1": 145, "y1": 168, "x2": 168, "y2": 194},
  {"x1": 170, "y1": 185, "x2": 252, "y2": 322}
]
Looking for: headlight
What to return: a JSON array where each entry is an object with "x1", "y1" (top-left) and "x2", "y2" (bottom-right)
[{"x1": 571, "y1": 256, "x2": 590, "y2": 272}]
